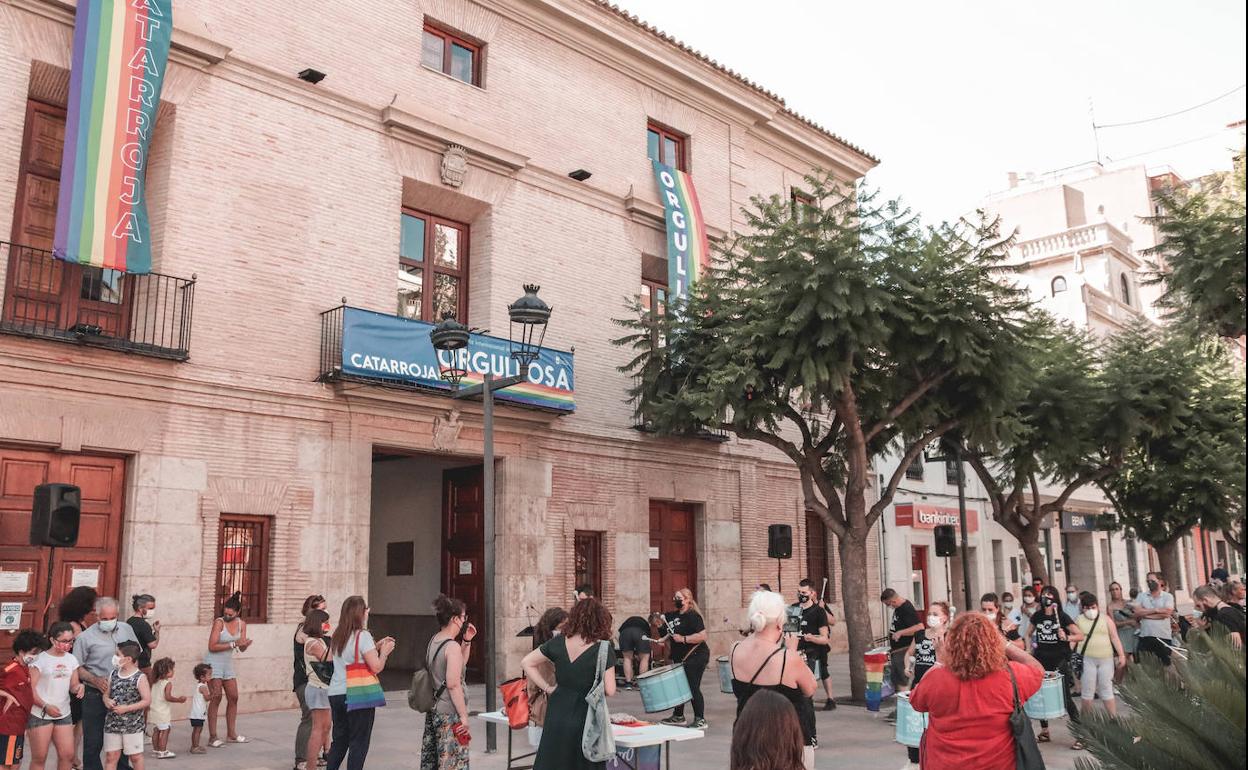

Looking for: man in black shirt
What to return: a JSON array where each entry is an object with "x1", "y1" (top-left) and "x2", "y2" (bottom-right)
[
  {"x1": 880, "y1": 588, "x2": 923, "y2": 722},
  {"x1": 1193, "y1": 585, "x2": 1245, "y2": 649},
  {"x1": 792, "y1": 579, "x2": 835, "y2": 710},
  {"x1": 617, "y1": 615, "x2": 652, "y2": 690}
]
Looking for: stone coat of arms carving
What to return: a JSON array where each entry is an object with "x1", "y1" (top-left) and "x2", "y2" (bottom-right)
[
  {"x1": 441, "y1": 144, "x2": 468, "y2": 188},
  {"x1": 432, "y1": 408, "x2": 463, "y2": 452}
]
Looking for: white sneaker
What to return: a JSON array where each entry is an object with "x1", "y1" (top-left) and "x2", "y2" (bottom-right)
[{"x1": 153, "y1": 750, "x2": 176, "y2": 759}]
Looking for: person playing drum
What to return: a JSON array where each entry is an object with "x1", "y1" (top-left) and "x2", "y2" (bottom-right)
[
  {"x1": 654, "y1": 588, "x2": 709, "y2": 729},
  {"x1": 899, "y1": 602, "x2": 950, "y2": 769}
]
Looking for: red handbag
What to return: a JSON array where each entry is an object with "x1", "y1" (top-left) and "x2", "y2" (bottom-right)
[{"x1": 498, "y1": 677, "x2": 530, "y2": 729}]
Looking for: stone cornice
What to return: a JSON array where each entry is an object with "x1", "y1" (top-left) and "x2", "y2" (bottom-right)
[{"x1": 381, "y1": 98, "x2": 529, "y2": 174}]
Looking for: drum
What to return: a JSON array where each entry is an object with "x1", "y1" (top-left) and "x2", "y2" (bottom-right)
[
  {"x1": 1023, "y1": 671, "x2": 1067, "y2": 720},
  {"x1": 636, "y1": 663, "x2": 692, "y2": 713},
  {"x1": 894, "y1": 692, "x2": 928, "y2": 748},
  {"x1": 716, "y1": 656, "x2": 733, "y2": 693}
]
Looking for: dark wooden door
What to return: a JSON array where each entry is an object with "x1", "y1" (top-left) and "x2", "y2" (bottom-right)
[
  {"x1": 6, "y1": 99, "x2": 131, "y2": 337},
  {"x1": 0, "y1": 448, "x2": 126, "y2": 660},
  {"x1": 649, "y1": 500, "x2": 697, "y2": 614},
  {"x1": 805, "y1": 510, "x2": 831, "y2": 600},
  {"x1": 441, "y1": 465, "x2": 483, "y2": 677}
]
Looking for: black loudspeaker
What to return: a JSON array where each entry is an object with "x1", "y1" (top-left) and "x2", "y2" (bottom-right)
[
  {"x1": 934, "y1": 525, "x2": 957, "y2": 557},
  {"x1": 30, "y1": 483, "x2": 81, "y2": 547},
  {"x1": 768, "y1": 524, "x2": 793, "y2": 559}
]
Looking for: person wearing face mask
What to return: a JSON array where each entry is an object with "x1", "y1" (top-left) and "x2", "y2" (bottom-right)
[
  {"x1": 900, "y1": 601, "x2": 950, "y2": 769},
  {"x1": 656, "y1": 587, "x2": 710, "y2": 729},
  {"x1": 1133, "y1": 572, "x2": 1175, "y2": 667},
  {"x1": 420, "y1": 595, "x2": 475, "y2": 770},
  {"x1": 791, "y1": 579, "x2": 835, "y2": 711},
  {"x1": 1072, "y1": 592, "x2": 1126, "y2": 733},
  {"x1": 1012, "y1": 587, "x2": 1037, "y2": 643},
  {"x1": 879, "y1": 588, "x2": 924, "y2": 724},
  {"x1": 202, "y1": 591, "x2": 254, "y2": 748},
  {"x1": 0, "y1": 629, "x2": 45, "y2": 770},
  {"x1": 1027, "y1": 585, "x2": 1083, "y2": 743},
  {"x1": 1062, "y1": 585, "x2": 1081, "y2": 619},
  {"x1": 293, "y1": 594, "x2": 328, "y2": 770},
  {"x1": 1107, "y1": 582, "x2": 1138, "y2": 683},
  {"x1": 124, "y1": 595, "x2": 159, "y2": 685},
  {"x1": 980, "y1": 593, "x2": 1023, "y2": 649},
  {"x1": 327, "y1": 596, "x2": 396, "y2": 770},
  {"x1": 1191, "y1": 584, "x2": 1245, "y2": 649},
  {"x1": 71, "y1": 597, "x2": 139, "y2": 770}
]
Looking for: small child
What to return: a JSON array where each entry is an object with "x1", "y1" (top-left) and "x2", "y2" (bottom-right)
[
  {"x1": 189, "y1": 663, "x2": 212, "y2": 755},
  {"x1": 0, "y1": 629, "x2": 43, "y2": 769},
  {"x1": 103, "y1": 641, "x2": 151, "y2": 770},
  {"x1": 148, "y1": 657, "x2": 186, "y2": 759}
]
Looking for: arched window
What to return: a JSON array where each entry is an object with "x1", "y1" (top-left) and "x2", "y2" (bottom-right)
[
  {"x1": 1051, "y1": 276, "x2": 1068, "y2": 296},
  {"x1": 1120, "y1": 273, "x2": 1131, "y2": 304}
]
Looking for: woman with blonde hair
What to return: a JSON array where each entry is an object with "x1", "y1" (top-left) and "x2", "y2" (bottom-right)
[
  {"x1": 910, "y1": 612, "x2": 1045, "y2": 770},
  {"x1": 655, "y1": 587, "x2": 709, "y2": 728},
  {"x1": 730, "y1": 590, "x2": 818, "y2": 769}
]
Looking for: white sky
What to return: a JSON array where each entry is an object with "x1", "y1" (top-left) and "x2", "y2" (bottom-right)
[{"x1": 611, "y1": 0, "x2": 1247, "y2": 222}]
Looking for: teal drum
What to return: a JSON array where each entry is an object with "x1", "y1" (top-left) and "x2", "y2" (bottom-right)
[
  {"x1": 716, "y1": 656, "x2": 733, "y2": 693},
  {"x1": 1023, "y1": 671, "x2": 1067, "y2": 720},
  {"x1": 894, "y1": 692, "x2": 928, "y2": 748},
  {"x1": 636, "y1": 663, "x2": 692, "y2": 713}
]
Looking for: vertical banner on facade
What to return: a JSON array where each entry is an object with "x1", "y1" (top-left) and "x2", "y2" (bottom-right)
[
  {"x1": 53, "y1": 0, "x2": 173, "y2": 275},
  {"x1": 651, "y1": 161, "x2": 710, "y2": 301}
]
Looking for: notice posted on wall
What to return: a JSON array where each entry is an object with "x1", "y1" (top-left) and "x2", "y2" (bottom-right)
[
  {"x1": 0, "y1": 571, "x2": 30, "y2": 594},
  {"x1": 0, "y1": 602, "x2": 22, "y2": 631},
  {"x1": 70, "y1": 567, "x2": 100, "y2": 589}
]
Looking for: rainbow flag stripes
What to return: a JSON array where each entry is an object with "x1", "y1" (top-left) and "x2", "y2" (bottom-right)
[
  {"x1": 652, "y1": 161, "x2": 710, "y2": 301},
  {"x1": 864, "y1": 647, "x2": 889, "y2": 712},
  {"x1": 54, "y1": 0, "x2": 173, "y2": 275}
]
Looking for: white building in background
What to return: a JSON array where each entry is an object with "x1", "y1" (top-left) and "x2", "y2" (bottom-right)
[{"x1": 876, "y1": 160, "x2": 1243, "y2": 613}]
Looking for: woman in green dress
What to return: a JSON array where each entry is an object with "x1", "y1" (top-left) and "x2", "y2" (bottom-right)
[{"x1": 522, "y1": 597, "x2": 617, "y2": 770}]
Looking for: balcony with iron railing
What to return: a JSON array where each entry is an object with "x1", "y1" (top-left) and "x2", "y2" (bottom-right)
[{"x1": 1, "y1": 240, "x2": 195, "y2": 360}]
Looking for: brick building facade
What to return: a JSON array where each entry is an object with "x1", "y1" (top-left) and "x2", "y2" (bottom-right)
[{"x1": 0, "y1": 0, "x2": 879, "y2": 712}]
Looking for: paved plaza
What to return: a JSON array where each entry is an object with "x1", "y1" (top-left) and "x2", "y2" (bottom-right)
[{"x1": 20, "y1": 655, "x2": 1091, "y2": 770}]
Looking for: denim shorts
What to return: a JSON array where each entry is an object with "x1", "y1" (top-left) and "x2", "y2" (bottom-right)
[{"x1": 28, "y1": 713, "x2": 73, "y2": 728}]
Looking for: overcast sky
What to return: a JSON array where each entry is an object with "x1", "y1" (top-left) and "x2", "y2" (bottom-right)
[{"x1": 612, "y1": 0, "x2": 1247, "y2": 222}]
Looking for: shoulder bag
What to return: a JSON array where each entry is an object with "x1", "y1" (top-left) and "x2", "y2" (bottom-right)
[
  {"x1": 344, "y1": 632, "x2": 387, "y2": 712},
  {"x1": 408, "y1": 638, "x2": 452, "y2": 712},
  {"x1": 1007, "y1": 665, "x2": 1046, "y2": 770},
  {"x1": 1069, "y1": 613, "x2": 1099, "y2": 680},
  {"x1": 307, "y1": 638, "x2": 334, "y2": 684},
  {"x1": 582, "y1": 640, "x2": 616, "y2": 762}
]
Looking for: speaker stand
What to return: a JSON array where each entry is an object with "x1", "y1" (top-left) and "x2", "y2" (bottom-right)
[
  {"x1": 42, "y1": 545, "x2": 57, "y2": 633},
  {"x1": 776, "y1": 558, "x2": 783, "y2": 593}
]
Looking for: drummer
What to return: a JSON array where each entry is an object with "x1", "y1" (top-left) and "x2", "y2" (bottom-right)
[
  {"x1": 655, "y1": 588, "x2": 710, "y2": 729},
  {"x1": 1028, "y1": 585, "x2": 1084, "y2": 744},
  {"x1": 792, "y1": 580, "x2": 834, "y2": 711},
  {"x1": 900, "y1": 601, "x2": 950, "y2": 770}
]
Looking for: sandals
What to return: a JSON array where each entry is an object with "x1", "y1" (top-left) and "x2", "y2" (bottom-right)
[
  {"x1": 230, "y1": 735, "x2": 249, "y2": 743},
  {"x1": 1072, "y1": 740, "x2": 1086, "y2": 751},
  {"x1": 1037, "y1": 731, "x2": 1051, "y2": 743},
  {"x1": 208, "y1": 738, "x2": 225, "y2": 748}
]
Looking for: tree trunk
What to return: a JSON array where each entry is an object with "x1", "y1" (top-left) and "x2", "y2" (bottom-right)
[
  {"x1": 1018, "y1": 524, "x2": 1048, "y2": 585},
  {"x1": 837, "y1": 527, "x2": 873, "y2": 703},
  {"x1": 1156, "y1": 538, "x2": 1183, "y2": 590}
]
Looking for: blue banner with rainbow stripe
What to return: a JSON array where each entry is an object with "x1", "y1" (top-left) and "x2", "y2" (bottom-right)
[
  {"x1": 340, "y1": 307, "x2": 574, "y2": 412},
  {"x1": 652, "y1": 161, "x2": 710, "y2": 301},
  {"x1": 54, "y1": 0, "x2": 172, "y2": 274}
]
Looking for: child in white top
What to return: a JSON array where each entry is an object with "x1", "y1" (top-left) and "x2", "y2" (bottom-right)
[
  {"x1": 27, "y1": 622, "x2": 84, "y2": 770},
  {"x1": 189, "y1": 663, "x2": 212, "y2": 754},
  {"x1": 148, "y1": 658, "x2": 186, "y2": 759}
]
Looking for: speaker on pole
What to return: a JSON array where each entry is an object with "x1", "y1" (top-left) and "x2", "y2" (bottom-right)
[
  {"x1": 768, "y1": 524, "x2": 793, "y2": 559},
  {"x1": 934, "y1": 525, "x2": 957, "y2": 557},
  {"x1": 31, "y1": 483, "x2": 81, "y2": 547}
]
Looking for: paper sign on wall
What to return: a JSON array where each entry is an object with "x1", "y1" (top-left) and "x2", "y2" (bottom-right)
[
  {"x1": 648, "y1": 547, "x2": 660, "y2": 560},
  {"x1": 0, "y1": 602, "x2": 22, "y2": 631},
  {"x1": 0, "y1": 571, "x2": 30, "y2": 593},
  {"x1": 458, "y1": 560, "x2": 473, "y2": 576},
  {"x1": 70, "y1": 568, "x2": 100, "y2": 588}
]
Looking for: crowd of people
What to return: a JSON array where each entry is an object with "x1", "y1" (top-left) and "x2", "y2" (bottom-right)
[{"x1": 2, "y1": 569, "x2": 1241, "y2": 770}]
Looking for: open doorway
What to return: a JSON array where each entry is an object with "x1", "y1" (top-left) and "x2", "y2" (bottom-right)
[{"x1": 369, "y1": 449, "x2": 482, "y2": 689}]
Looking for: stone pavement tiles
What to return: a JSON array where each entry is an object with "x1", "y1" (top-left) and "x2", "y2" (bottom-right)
[{"x1": 23, "y1": 656, "x2": 1091, "y2": 769}]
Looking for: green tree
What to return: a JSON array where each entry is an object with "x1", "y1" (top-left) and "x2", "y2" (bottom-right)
[
  {"x1": 1099, "y1": 326, "x2": 1246, "y2": 583},
  {"x1": 1145, "y1": 156, "x2": 1246, "y2": 339},
  {"x1": 1073, "y1": 628, "x2": 1245, "y2": 770},
  {"x1": 615, "y1": 174, "x2": 1034, "y2": 700},
  {"x1": 965, "y1": 318, "x2": 1210, "y2": 583}
]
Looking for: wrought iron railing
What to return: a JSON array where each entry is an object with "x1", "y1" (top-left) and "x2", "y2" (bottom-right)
[
  {"x1": 318, "y1": 304, "x2": 345, "y2": 382},
  {"x1": 0, "y1": 240, "x2": 195, "y2": 360},
  {"x1": 630, "y1": 375, "x2": 730, "y2": 442}
]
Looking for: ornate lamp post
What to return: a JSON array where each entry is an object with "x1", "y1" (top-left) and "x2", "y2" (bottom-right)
[{"x1": 431, "y1": 285, "x2": 551, "y2": 753}]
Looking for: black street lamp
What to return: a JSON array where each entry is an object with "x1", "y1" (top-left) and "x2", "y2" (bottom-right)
[{"x1": 431, "y1": 285, "x2": 552, "y2": 754}]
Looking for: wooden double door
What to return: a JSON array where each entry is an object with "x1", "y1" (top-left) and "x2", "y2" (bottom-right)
[
  {"x1": 442, "y1": 466, "x2": 484, "y2": 679},
  {"x1": 649, "y1": 500, "x2": 698, "y2": 615},
  {"x1": 0, "y1": 448, "x2": 126, "y2": 660}
]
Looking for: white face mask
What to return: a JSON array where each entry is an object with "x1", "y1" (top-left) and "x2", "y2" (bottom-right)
[
  {"x1": 1083, "y1": 609, "x2": 1099, "y2": 620},
  {"x1": 110, "y1": 655, "x2": 121, "y2": 668},
  {"x1": 21, "y1": 654, "x2": 38, "y2": 666},
  {"x1": 1023, "y1": 596, "x2": 1035, "y2": 605},
  {"x1": 97, "y1": 619, "x2": 117, "y2": 633},
  {"x1": 1003, "y1": 603, "x2": 1014, "y2": 611},
  {"x1": 926, "y1": 615, "x2": 943, "y2": 628},
  {"x1": 983, "y1": 610, "x2": 998, "y2": 621},
  {"x1": 1192, "y1": 609, "x2": 1203, "y2": 619},
  {"x1": 1066, "y1": 592, "x2": 1077, "y2": 601},
  {"x1": 145, "y1": 607, "x2": 156, "y2": 619}
]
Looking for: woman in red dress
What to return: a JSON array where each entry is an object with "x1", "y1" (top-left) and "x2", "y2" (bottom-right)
[{"x1": 910, "y1": 612, "x2": 1045, "y2": 770}]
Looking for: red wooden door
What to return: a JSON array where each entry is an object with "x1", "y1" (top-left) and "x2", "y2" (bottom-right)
[
  {"x1": 441, "y1": 466, "x2": 483, "y2": 677},
  {"x1": 5, "y1": 99, "x2": 131, "y2": 337},
  {"x1": 0, "y1": 448, "x2": 126, "y2": 660},
  {"x1": 649, "y1": 501, "x2": 698, "y2": 614}
]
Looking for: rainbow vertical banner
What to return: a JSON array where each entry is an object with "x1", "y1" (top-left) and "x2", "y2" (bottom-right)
[
  {"x1": 652, "y1": 161, "x2": 710, "y2": 301},
  {"x1": 864, "y1": 647, "x2": 889, "y2": 712},
  {"x1": 53, "y1": 0, "x2": 173, "y2": 275}
]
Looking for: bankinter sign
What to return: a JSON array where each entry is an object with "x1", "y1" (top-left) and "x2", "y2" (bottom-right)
[{"x1": 894, "y1": 503, "x2": 979, "y2": 533}]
